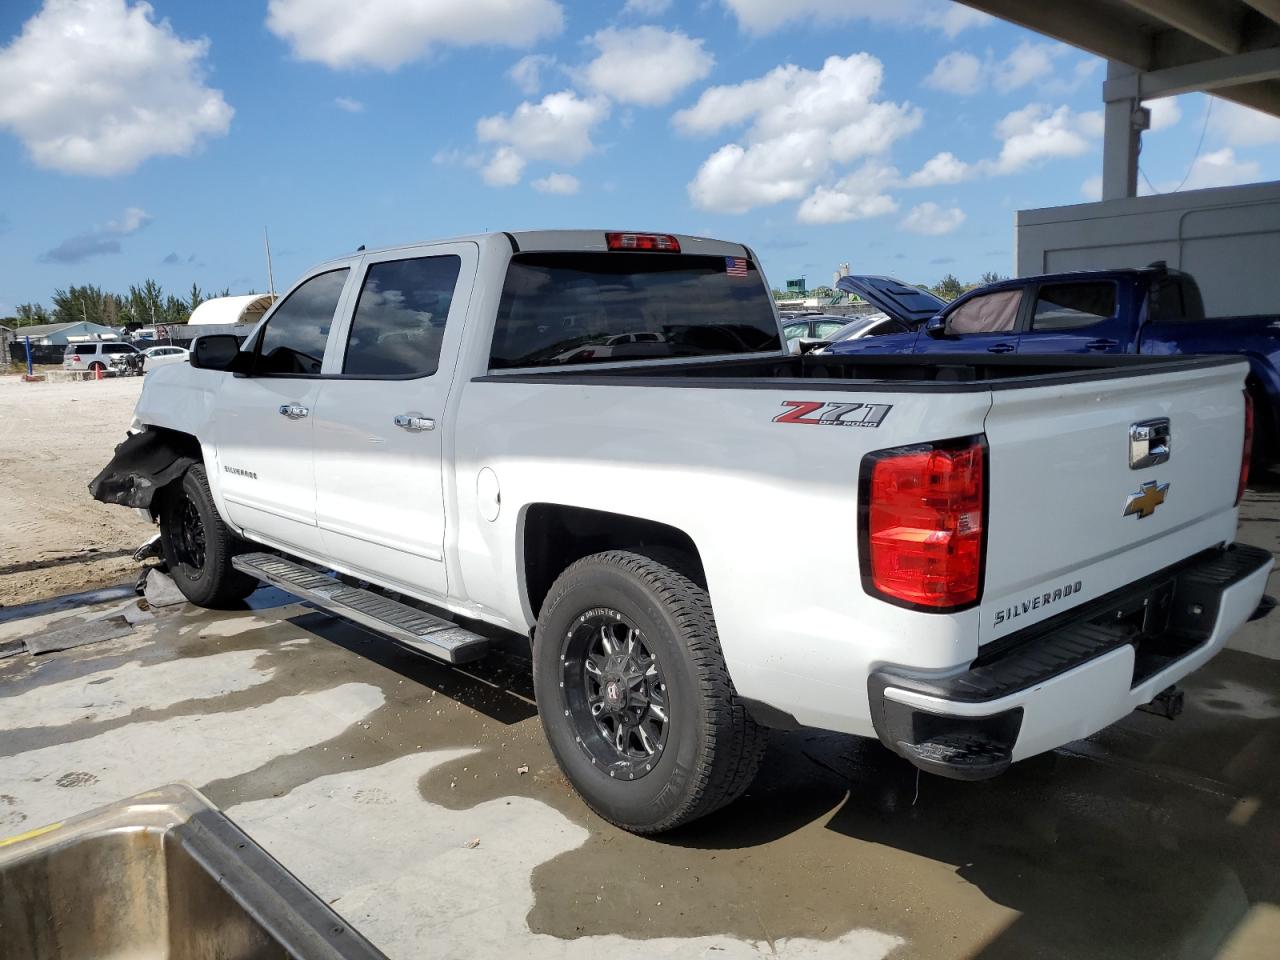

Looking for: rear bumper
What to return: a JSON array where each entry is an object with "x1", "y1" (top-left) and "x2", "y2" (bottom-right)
[{"x1": 869, "y1": 543, "x2": 1273, "y2": 780}]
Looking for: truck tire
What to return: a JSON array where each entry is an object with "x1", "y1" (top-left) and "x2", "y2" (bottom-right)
[
  {"x1": 157, "y1": 464, "x2": 257, "y2": 608},
  {"x1": 533, "y1": 550, "x2": 765, "y2": 833}
]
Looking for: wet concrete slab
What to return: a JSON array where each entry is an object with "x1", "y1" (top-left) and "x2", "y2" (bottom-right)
[{"x1": 0, "y1": 493, "x2": 1277, "y2": 959}]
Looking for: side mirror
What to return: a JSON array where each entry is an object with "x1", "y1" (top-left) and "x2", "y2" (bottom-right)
[
  {"x1": 191, "y1": 334, "x2": 246, "y2": 372},
  {"x1": 924, "y1": 315, "x2": 949, "y2": 338}
]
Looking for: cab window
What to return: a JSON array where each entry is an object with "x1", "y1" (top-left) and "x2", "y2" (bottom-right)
[
  {"x1": 253, "y1": 269, "x2": 349, "y2": 375},
  {"x1": 945, "y1": 290, "x2": 1022, "y2": 335},
  {"x1": 343, "y1": 255, "x2": 461, "y2": 377},
  {"x1": 1031, "y1": 282, "x2": 1117, "y2": 331}
]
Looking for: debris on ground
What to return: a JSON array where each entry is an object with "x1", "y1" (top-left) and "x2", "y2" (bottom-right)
[
  {"x1": 25, "y1": 614, "x2": 134, "y2": 656},
  {"x1": 464, "y1": 838, "x2": 480, "y2": 849},
  {"x1": 517, "y1": 765, "x2": 529, "y2": 775},
  {"x1": 143, "y1": 569, "x2": 187, "y2": 608}
]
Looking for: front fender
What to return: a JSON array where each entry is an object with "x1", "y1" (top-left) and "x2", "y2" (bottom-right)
[{"x1": 89, "y1": 429, "x2": 199, "y2": 510}]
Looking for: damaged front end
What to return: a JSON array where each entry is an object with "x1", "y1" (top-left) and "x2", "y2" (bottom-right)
[{"x1": 89, "y1": 428, "x2": 199, "y2": 512}]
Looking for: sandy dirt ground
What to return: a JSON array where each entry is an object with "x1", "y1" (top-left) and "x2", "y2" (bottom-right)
[{"x1": 0, "y1": 374, "x2": 152, "y2": 607}]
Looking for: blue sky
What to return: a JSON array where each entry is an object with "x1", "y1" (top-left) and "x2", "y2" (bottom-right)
[{"x1": 2, "y1": 0, "x2": 1279, "y2": 314}]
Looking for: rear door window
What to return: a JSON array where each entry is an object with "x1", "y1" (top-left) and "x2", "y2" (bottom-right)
[
  {"x1": 1031, "y1": 282, "x2": 1117, "y2": 331},
  {"x1": 73, "y1": 345, "x2": 97, "y2": 356},
  {"x1": 945, "y1": 290, "x2": 1023, "y2": 335},
  {"x1": 102, "y1": 343, "x2": 135, "y2": 354},
  {"x1": 489, "y1": 252, "x2": 780, "y2": 369},
  {"x1": 343, "y1": 255, "x2": 461, "y2": 377},
  {"x1": 253, "y1": 268, "x2": 349, "y2": 375}
]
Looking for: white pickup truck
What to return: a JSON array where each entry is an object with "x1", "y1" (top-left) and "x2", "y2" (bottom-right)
[{"x1": 92, "y1": 230, "x2": 1272, "y2": 833}]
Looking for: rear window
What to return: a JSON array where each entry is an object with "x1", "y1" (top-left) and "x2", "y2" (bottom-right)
[
  {"x1": 1031, "y1": 282, "x2": 1117, "y2": 331},
  {"x1": 488, "y1": 252, "x2": 781, "y2": 369}
]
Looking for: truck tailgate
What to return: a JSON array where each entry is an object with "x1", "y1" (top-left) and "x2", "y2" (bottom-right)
[{"x1": 978, "y1": 360, "x2": 1249, "y2": 646}]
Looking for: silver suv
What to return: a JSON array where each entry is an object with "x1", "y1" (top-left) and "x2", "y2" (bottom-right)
[{"x1": 63, "y1": 342, "x2": 142, "y2": 376}]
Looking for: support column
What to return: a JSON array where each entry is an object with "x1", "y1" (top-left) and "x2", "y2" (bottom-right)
[{"x1": 1102, "y1": 60, "x2": 1142, "y2": 200}]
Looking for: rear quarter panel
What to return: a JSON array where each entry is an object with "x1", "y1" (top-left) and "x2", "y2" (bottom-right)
[{"x1": 451, "y1": 377, "x2": 993, "y2": 736}]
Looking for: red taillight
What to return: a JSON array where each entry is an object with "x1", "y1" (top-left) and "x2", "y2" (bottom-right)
[
  {"x1": 861, "y1": 438, "x2": 986, "y2": 609},
  {"x1": 605, "y1": 232, "x2": 680, "y2": 252},
  {"x1": 1238, "y1": 390, "x2": 1254, "y2": 505}
]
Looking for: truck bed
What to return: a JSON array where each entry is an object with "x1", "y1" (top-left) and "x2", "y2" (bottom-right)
[{"x1": 476, "y1": 351, "x2": 1239, "y2": 390}]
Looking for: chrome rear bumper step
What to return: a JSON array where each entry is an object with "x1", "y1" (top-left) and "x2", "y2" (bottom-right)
[{"x1": 232, "y1": 552, "x2": 488, "y2": 664}]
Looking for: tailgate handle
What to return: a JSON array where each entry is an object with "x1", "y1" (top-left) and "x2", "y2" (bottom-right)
[{"x1": 1130, "y1": 418, "x2": 1171, "y2": 469}]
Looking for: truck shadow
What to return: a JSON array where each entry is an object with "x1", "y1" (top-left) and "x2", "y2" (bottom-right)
[
  {"x1": 284, "y1": 608, "x2": 538, "y2": 726},
  {"x1": 659, "y1": 648, "x2": 1280, "y2": 959}
]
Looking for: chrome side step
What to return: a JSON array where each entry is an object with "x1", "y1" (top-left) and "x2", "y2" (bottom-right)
[{"x1": 232, "y1": 552, "x2": 488, "y2": 664}]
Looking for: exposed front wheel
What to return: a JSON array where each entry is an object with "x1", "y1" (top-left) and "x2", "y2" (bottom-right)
[
  {"x1": 533, "y1": 550, "x2": 765, "y2": 834},
  {"x1": 158, "y1": 465, "x2": 257, "y2": 608}
]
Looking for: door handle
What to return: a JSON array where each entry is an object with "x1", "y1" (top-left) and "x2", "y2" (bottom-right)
[
  {"x1": 986, "y1": 343, "x2": 1015, "y2": 354},
  {"x1": 394, "y1": 414, "x2": 436, "y2": 432},
  {"x1": 1086, "y1": 338, "x2": 1119, "y2": 351},
  {"x1": 278, "y1": 403, "x2": 309, "y2": 420}
]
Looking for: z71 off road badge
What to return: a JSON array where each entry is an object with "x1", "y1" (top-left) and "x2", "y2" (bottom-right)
[
  {"x1": 773, "y1": 400, "x2": 892, "y2": 428},
  {"x1": 1124, "y1": 480, "x2": 1169, "y2": 519}
]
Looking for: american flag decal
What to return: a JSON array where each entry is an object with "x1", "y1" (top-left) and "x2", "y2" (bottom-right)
[{"x1": 725, "y1": 256, "x2": 748, "y2": 277}]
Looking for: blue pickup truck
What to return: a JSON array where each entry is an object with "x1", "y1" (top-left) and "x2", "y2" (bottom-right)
[{"x1": 824, "y1": 265, "x2": 1280, "y2": 459}]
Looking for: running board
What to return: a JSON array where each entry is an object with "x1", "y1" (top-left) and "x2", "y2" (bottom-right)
[{"x1": 232, "y1": 552, "x2": 488, "y2": 664}]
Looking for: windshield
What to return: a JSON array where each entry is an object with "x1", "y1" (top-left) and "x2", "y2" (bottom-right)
[{"x1": 489, "y1": 252, "x2": 781, "y2": 369}]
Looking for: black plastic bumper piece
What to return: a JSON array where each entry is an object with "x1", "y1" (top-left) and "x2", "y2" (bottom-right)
[{"x1": 870, "y1": 542, "x2": 1272, "y2": 780}]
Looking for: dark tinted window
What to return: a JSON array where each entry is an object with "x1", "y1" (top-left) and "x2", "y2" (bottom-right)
[
  {"x1": 1031, "y1": 282, "x2": 1117, "y2": 331},
  {"x1": 344, "y1": 255, "x2": 461, "y2": 377},
  {"x1": 946, "y1": 290, "x2": 1022, "y2": 334},
  {"x1": 254, "y1": 269, "x2": 348, "y2": 375},
  {"x1": 73, "y1": 345, "x2": 96, "y2": 356},
  {"x1": 1150, "y1": 274, "x2": 1206, "y2": 323},
  {"x1": 489, "y1": 252, "x2": 780, "y2": 369},
  {"x1": 102, "y1": 343, "x2": 135, "y2": 354}
]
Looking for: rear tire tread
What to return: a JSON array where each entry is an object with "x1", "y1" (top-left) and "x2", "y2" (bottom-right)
[{"x1": 540, "y1": 549, "x2": 765, "y2": 833}]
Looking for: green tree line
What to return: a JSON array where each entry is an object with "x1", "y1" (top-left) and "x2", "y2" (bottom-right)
[{"x1": 6, "y1": 281, "x2": 234, "y2": 329}]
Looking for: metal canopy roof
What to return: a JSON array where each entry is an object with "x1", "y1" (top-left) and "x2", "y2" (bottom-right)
[{"x1": 958, "y1": 0, "x2": 1280, "y2": 118}]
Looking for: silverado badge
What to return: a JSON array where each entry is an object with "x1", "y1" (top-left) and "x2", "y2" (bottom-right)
[{"x1": 1124, "y1": 480, "x2": 1169, "y2": 519}]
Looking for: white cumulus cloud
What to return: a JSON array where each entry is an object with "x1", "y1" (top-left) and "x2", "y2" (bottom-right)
[
  {"x1": 1173, "y1": 147, "x2": 1260, "y2": 191},
  {"x1": 1209, "y1": 99, "x2": 1280, "y2": 146},
  {"x1": 1081, "y1": 174, "x2": 1102, "y2": 201},
  {"x1": 905, "y1": 151, "x2": 972, "y2": 187},
  {"x1": 532, "y1": 172, "x2": 580, "y2": 194},
  {"x1": 989, "y1": 103, "x2": 1101, "y2": 174},
  {"x1": 334, "y1": 96, "x2": 364, "y2": 113},
  {"x1": 266, "y1": 0, "x2": 564, "y2": 70},
  {"x1": 678, "y1": 53, "x2": 921, "y2": 216},
  {"x1": 992, "y1": 41, "x2": 1060, "y2": 93},
  {"x1": 900, "y1": 202, "x2": 966, "y2": 235},
  {"x1": 0, "y1": 0, "x2": 233, "y2": 176},
  {"x1": 508, "y1": 53, "x2": 556, "y2": 95},
  {"x1": 476, "y1": 90, "x2": 608, "y2": 186},
  {"x1": 923, "y1": 52, "x2": 983, "y2": 96},
  {"x1": 580, "y1": 27, "x2": 713, "y2": 107},
  {"x1": 482, "y1": 146, "x2": 526, "y2": 186},
  {"x1": 1146, "y1": 97, "x2": 1181, "y2": 132},
  {"x1": 796, "y1": 162, "x2": 899, "y2": 224},
  {"x1": 924, "y1": 41, "x2": 1069, "y2": 96}
]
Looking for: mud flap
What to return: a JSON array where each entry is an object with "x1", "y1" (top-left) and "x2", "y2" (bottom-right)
[{"x1": 88, "y1": 430, "x2": 197, "y2": 510}]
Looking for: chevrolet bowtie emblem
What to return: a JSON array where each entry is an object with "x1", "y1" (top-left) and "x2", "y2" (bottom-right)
[{"x1": 1124, "y1": 480, "x2": 1169, "y2": 519}]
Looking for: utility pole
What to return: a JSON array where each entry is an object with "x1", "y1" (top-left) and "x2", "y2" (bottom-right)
[{"x1": 264, "y1": 227, "x2": 276, "y2": 298}]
